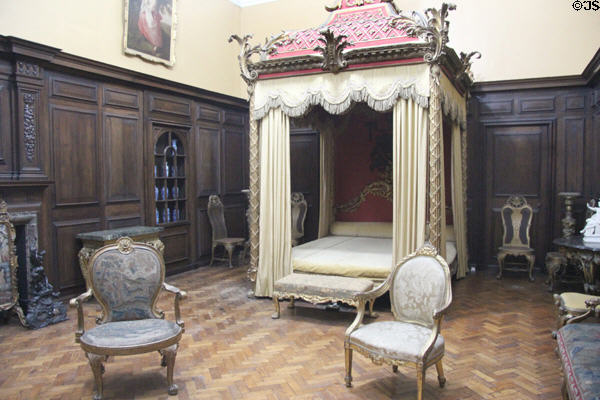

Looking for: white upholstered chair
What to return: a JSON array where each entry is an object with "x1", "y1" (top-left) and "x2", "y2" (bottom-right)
[{"x1": 344, "y1": 243, "x2": 452, "y2": 400}]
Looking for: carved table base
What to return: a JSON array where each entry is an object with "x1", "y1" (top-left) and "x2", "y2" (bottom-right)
[{"x1": 554, "y1": 237, "x2": 600, "y2": 294}]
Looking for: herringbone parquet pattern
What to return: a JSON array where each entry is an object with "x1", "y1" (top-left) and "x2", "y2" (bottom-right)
[{"x1": 0, "y1": 266, "x2": 562, "y2": 399}]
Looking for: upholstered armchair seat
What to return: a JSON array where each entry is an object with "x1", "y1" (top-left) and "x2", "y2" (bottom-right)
[
  {"x1": 348, "y1": 321, "x2": 445, "y2": 363},
  {"x1": 80, "y1": 319, "x2": 182, "y2": 355}
]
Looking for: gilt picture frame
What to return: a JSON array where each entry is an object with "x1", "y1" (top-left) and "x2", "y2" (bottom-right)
[
  {"x1": 0, "y1": 201, "x2": 21, "y2": 318},
  {"x1": 123, "y1": 0, "x2": 177, "y2": 67}
]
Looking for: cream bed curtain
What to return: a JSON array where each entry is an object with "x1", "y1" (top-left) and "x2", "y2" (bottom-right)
[
  {"x1": 451, "y1": 122, "x2": 468, "y2": 278},
  {"x1": 392, "y1": 98, "x2": 428, "y2": 266},
  {"x1": 318, "y1": 127, "x2": 335, "y2": 238},
  {"x1": 441, "y1": 72, "x2": 468, "y2": 278},
  {"x1": 255, "y1": 108, "x2": 292, "y2": 297}
]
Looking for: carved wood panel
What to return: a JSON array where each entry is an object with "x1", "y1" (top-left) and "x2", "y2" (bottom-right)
[
  {"x1": 196, "y1": 123, "x2": 220, "y2": 196},
  {"x1": 222, "y1": 126, "x2": 245, "y2": 195},
  {"x1": 0, "y1": 79, "x2": 12, "y2": 178},
  {"x1": 103, "y1": 113, "x2": 142, "y2": 203},
  {"x1": 51, "y1": 106, "x2": 99, "y2": 206}
]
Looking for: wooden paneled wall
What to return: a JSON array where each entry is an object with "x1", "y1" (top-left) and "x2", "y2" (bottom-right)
[
  {"x1": 467, "y1": 52, "x2": 600, "y2": 270},
  {"x1": 0, "y1": 36, "x2": 248, "y2": 294}
]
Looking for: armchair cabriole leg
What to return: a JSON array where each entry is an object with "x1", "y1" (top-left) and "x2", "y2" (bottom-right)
[
  {"x1": 272, "y1": 296, "x2": 280, "y2": 319},
  {"x1": 436, "y1": 360, "x2": 446, "y2": 387},
  {"x1": 416, "y1": 364, "x2": 425, "y2": 400},
  {"x1": 86, "y1": 352, "x2": 104, "y2": 400},
  {"x1": 162, "y1": 344, "x2": 178, "y2": 395},
  {"x1": 344, "y1": 347, "x2": 353, "y2": 387}
]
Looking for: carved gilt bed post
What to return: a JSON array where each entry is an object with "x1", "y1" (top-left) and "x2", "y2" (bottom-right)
[
  {"x1": 229, "y1": 33, "x2": 287, "y2": 281},
  {"x1": 391, "y1": 3, "x2": 455, "y2": 252}
]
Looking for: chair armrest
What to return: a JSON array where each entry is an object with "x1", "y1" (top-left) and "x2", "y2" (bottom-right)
[
  {"x1": 355, "y1": 277, "x2": 391, "y2": 302},
  {"x1": 421, "y1": 315, "x2": 444, "y2": 360},
  {"x1": 345, "y1": 279, "x2": 391, "y2": 338},
  {"x1": 566, "y1": 297, "x2": 600, "y2": 325},
  {"x1": 69, "y1": 289, "x2": 92, "y2": 343},
  {"x1": 163, "y1": 282, "x2": 187, "y2": 330}
]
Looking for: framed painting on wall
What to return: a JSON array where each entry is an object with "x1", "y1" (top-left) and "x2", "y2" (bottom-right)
[{"x1": 123, "y1": 0, "x2": 177, "y2": 67}]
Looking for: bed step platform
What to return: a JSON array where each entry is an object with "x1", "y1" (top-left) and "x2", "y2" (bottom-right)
[{"x1": 272, "y1": 273, "x2": 377, "y2": 319}]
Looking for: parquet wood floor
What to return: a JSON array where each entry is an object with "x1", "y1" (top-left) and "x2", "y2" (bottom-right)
[{"x1": 0, "y1": 266, "x2": 563, "y2": 399}]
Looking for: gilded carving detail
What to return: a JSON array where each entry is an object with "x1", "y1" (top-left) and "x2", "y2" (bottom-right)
[
  {"x1": 428, "y1": 64, "x2": 443, "y2": 251},
  {"x1": 315, "y1": 28, "x2": 351, "y2": 74},
  {"x1": 23, "y1": 93, "x2": 36, "y2": 162},
  {"x1": 389, "y1": 3, "x2": 455, "y2": 64}
]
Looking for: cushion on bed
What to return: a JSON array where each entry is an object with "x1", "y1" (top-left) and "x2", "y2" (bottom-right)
[{"x1": 330, "y1": 222, "x2": 393, "y2": 238}]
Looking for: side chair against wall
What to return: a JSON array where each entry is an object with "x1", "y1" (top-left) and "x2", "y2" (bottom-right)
[
  {"x1": 291, "y1": 192, "x2": 308, "y2": 247},
  {"x1": 344, "y1": 243, "x2": 452, "y2": 400},
  {"x1": 70, "y1": 237, "x2": 186, "y2": 400},
  {"x1": 207, "y1": 194, "x2": 246, "y2": 268},
  {"x1": 497, "y1": 195, "x2": 535, "y2": 281}
]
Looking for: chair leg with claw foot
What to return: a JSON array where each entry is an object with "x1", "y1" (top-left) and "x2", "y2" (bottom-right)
[{"x1": 345, "y1": 347, "x2": 353, "y2": 387}]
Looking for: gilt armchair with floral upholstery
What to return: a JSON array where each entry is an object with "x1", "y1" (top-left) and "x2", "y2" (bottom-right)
[
  {"x1": 70, "y1": 237, "x2": 186, "y2": 400},
  {"x1": 344, "y1": 243, "x2": 452, "y2": 400}
]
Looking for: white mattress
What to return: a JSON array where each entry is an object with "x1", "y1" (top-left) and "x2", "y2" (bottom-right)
[
  {"x1": 292, "y1": 236, "x2": 457, "y2": 280},
  {"x1": 292, "y1": 236, "x2": 392, "y2": 279}
]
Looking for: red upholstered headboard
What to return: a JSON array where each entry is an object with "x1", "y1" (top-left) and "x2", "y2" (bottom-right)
[{"x1": 335, "y1": 110, "x2": 393, "y2": 222}]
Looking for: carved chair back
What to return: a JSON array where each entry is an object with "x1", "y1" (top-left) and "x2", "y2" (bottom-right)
[
  {"x1": 207, "y1": 195, "x2": 228, "y2": 241},
  {"x1": 291, "y1": 192, "x2": 308, "y2": 243},
  {"x1": 389, "y1": 245, "x2": 451, "y2": 329},
  {"x1": 88, "y1": 237, "x2": 164, "y2": 323},
  {"x1": 501, "y1": 195, "x2": 533, "y2": 249},
  {"x1": 0, "y1": 200, "x2": 19, "y2": 311}
]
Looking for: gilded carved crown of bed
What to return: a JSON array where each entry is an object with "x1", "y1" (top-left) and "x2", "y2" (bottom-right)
[
  {"x1": 230, "y1": 0, "x2": 477, "y2": 296},
  {"x1": 344, "y1": 243, "x2": 452, "y2": 400},
  {"x1": 69, "y1": 237, "x2": 186, "y2": 400},
  {"x1": 496, "y1": 195, "x2": 535, "y2": 281}
]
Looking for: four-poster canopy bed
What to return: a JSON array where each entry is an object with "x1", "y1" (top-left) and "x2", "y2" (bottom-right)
[{"x1": 230, "y1": 0, "x2": 479, "y2": 297}]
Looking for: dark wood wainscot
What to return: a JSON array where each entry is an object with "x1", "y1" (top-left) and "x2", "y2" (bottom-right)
[
  {"x1": 0, "y1": 36, "x2": 248, "y2": 295},
  {"x1": 467, "y1": 49, "x2": 600, "y2": 272}
]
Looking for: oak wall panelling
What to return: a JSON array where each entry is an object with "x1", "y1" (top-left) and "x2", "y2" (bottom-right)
[
  {"x1": 469, "y1": 51, "x2": 600, "y2": 272},
  {"x1": 0, "y1": 36, "x2": 249, "y2": 295}
]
